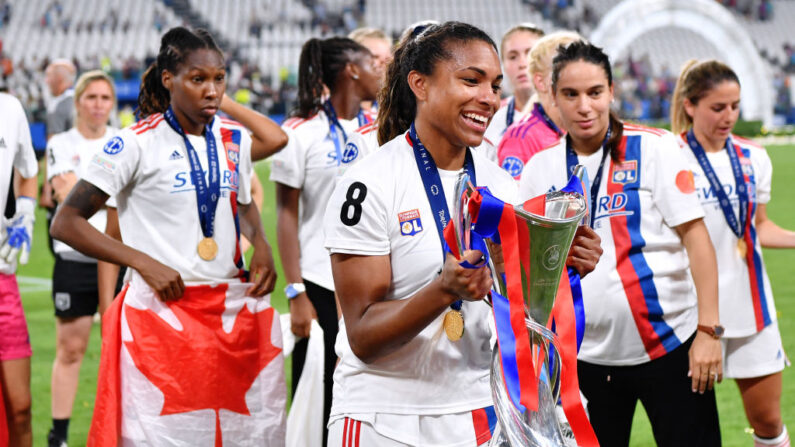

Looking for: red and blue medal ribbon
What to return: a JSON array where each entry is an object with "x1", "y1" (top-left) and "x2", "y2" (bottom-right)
[
  {"x1": 322, "y1": 101, "x2": 371, "y2": 166},
  {"x1": 408, "y1": 122, "x2": 476, "y2": 313},
  {"x1": 219, "y1": 127, "x2": 245, "y2": 276},
  {"x1": 163, "y1": 106, "x2": 220, "y2": 242}
]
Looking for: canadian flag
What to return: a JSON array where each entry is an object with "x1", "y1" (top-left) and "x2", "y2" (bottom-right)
[{"x1": 89, "y1": 276, "x2": 287, "y2": 446}]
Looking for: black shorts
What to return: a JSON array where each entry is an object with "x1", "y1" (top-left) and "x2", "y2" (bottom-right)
[{"x1": 52, "y1": 255, "x2": 125, "y2": 318}]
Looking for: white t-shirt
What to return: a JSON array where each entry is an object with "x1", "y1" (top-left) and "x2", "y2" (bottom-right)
[
  {"x1": 482, "y1": 96, "x2": 526, "y2": 162},
  {"x1": 82, "y1": 113, "x2": 253, "y2": 284},
  {"x1": 47, "y1": 126, "x2": 117, "y2": 262},
  {"x1": 677, "y1": 133, "x2": 776, "y2": 338},
  {"x1": 324, "y1": 131, "x2": 517, "y2": 415},
  {"x1": 0, "y1": 93, "x2": 38, "y2": 275},
  {"x1": 270, "y1": 111, "x2": 363, "y2": 290},
  {"x1": 519, "y1": 124, "x2": 705, "y2": 366}
]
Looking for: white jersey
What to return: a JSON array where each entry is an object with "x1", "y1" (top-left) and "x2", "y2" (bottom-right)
[
  {"x1": 270, "y1": 111, "x2": 368, "y2": 290},
  {"x1": 47, "y1": 126, "x2": 117, "y2": 262},
  {"x1": 677, "y1": 133, "x2": 776, "y2": 338},
  {"x1": 519, "y1": 124, "x2": 705, "y2": 366},
  {"x1": 0, "y1": 93, "x2": 38, "y2": 275},
  {"x1": 343, "y1": 122, "x2": 380, "y2": 178},
  {"x1": 324, "y1": 131, "x2": 517, "y2": 416},
  {"x1": 82, "y1": 114, "x2": 253, "y2": 284},
  {"x1": 482, "y1": 96, "x2": 526, "y2": 162}
]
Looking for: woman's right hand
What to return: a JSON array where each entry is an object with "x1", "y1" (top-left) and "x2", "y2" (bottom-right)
[
  {"x1": 438, "y1": 249, "x2": 493, "y2": 303},
  {"x1": 290, "y1": 293, "x2": 317, "y2": 338},
  {"x1": 136, "y1": 256, "x2": 185, "y2": 301}
]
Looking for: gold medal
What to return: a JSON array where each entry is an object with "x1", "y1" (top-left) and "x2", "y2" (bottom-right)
[
  {"x1": 443, "y1": 310, "x2": 465, "y2": 341},
  {"x1": 197, "y1": 237, "x2": 218, "y2": 261},
  {"x1": 737, "y1": 238, "x2": 747, "y2": 259}
]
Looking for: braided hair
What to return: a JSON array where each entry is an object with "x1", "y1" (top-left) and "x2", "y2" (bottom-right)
[
  {"x1": 376, "y1": 21, "x2": 497, "y2": 145},
  {"x1": 293, "y1": 37, "x2": 370, "y2": 119},
  {"x1": 138, "y1": 27, "x2": 223, "y2": 118},
  {"x1": 551, "y1": 40, "x2": 624, "y2": 161}
]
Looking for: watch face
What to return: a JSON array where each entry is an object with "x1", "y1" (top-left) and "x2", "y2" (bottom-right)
[{"x1": 714, "y1": 325, "x2": 725, "y2": 337}]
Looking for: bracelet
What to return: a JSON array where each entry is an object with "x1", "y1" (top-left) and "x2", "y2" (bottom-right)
[{"x1": 284, "y1": 283, "x2": 306, "y2": 300}]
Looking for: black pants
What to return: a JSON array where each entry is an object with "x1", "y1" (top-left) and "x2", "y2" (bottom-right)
[
  {"x1": 291, "y1": 279, "x2": 338, "y2": 447},
  {"x1": 578, "y1": 333, "x2": 721, "y2": 447}
]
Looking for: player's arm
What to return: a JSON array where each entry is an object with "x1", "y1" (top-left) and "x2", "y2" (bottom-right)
[
  {"x1": 237, "y1": 198, "x2": 276, "y2": 297},
  {"x1": 51, "y1": 180, "x2": 185, "y2": 301},
  {"x1": 220, "y1": 94, "x2": 288, "y2": 161},
  {"x1": 50, "y1": 172, "x2": 79, "y2": 203},
  {"x1": 755, "y1": 204, "x2": 795, "y2": 248},
  {"x1": 16, "y1": 169, "x2": 38, "y2": 200},
  {"x1": 276, "y1": 183, "x2": 316, "y2": 338},
  {"x1": 674, "y1": 218, "x2": 722, "y2": 394},
  {"x1": 97, "y1": 206, "x2": 122, "y2": 315},
  {"x1": 333, "y1": 249, "x2": 491, "y2": 364}
]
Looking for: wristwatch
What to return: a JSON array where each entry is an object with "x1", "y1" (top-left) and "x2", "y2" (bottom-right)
[
  {"x1": 284, "y1": 283, "x2": 307, "y2": 300},
  {"x1": 697, "y1": 324, "x2": 725, "y2": 339}
]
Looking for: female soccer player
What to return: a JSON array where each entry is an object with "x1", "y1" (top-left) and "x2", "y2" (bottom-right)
[
  {"x1": 50, "y1": 27, "x2": 279, "y2": 444},
  {"x1": 323, "y1": 22, "x2": 599, "y2": 446},
  {"x1": 45, "y1": 70, "x2": 125, "y2": 447},
  {"x1": 0, "y1": 91, "x2": 38, "y2": 447},
  {"x1": 497, "y1": 31, "x2": 582, "y2": 179},
  {"x1": 672, "y1": 59, "x2": 794, "y2": 447},
  {"x1": 518, "y1": 41, "x2": 723, "y2": 446},
  {"x1": 482, "y1": 24, "x2": 544, "y2": 151},
  {"x1": 269, "y1": 36, "x2": 380, "y2": 445}
]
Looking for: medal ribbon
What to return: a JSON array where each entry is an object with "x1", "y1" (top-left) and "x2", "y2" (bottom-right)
[
  {"x1": 408, "y1": 122, "x2": 476, "y2": 313},
  {"x1": 565, "y1": 126, "x2": 611, "y2": 229},
  {"x1": 686, "y1": 130, "x2": 748, "y2": 239},
  {"x1": 442, "y1": 185, "x2": 598, "y2": 446},
  {"x1": 322, "y1": 101, "x2": 371, "y2": 166},
  {"x1": 164, "y1": 107, "x2": 220, "y2": 240},
  {"x1": 504, "y1": 97, "x2": 516, "y2": 132},
  {"x1": 534, "y1": 103, "x2": 563, "y2": 137}
]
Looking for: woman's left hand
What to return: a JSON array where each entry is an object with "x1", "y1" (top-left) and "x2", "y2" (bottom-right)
[
  {"x1": 688, "y1": 331, "x2": 723, "y2": 394},
  {"x1": 567, "y1": 225, "x2": 603, "y2": 277},
  {"x1": 247, "y1": 238, "x2": 277, "y2": 297}
]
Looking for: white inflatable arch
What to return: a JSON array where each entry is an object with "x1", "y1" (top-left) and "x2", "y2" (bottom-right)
[{"x1": 590, "y1": 0, "x2": 773, "y2": 126}]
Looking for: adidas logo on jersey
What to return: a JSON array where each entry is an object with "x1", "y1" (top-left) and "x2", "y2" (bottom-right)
[
  {"x1": 169, "y1": 150, "x2": 183, "y2": 160},
  {"x1": 0, "y1": 137, "x2": 6, "y2": 149}
]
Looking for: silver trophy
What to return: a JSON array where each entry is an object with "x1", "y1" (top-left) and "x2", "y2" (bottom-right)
[{"x1": 453, "y1": 168, "x2": 587, "y2": 447}]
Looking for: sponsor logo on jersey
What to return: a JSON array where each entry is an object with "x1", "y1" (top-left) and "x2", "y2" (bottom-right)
[
  {"x1": 611, "y1": 160, "x2": 637, "y2": 185},
  {"x1": 675, "y1": 170, "x2": 695, "y2": 194},
  {"x1": 341, "y1": 142, "x2": 359, "y2": 164},
  {"x1": 501, "y1": 156, "x2": 524, "y2": 178},
  {"x1": 593, "y1": 193, "x2": 634, "y2": 227},
  {"x1": 169, "y1": 150, "x2": 183, "y2": 160},
  {"x1": 91, "y1": 154, "x2": 117, "y2": 174},
  {"x1": 103, "y1": 136, "x2": 124, "y2": 155},
  {"x1": 173, "y1": 169, "x2": 240, "y2": 194},
  {"x1": 398, "y1": 209, "x2": 423, "y2": 236}
]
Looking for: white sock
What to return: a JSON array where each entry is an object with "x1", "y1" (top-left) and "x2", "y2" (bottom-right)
[{"x1": 754, "y1": 425, "x2": 790, "y2": 447}]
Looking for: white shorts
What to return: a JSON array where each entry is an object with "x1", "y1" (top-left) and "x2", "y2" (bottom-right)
[
  {"x1": 328, "y1": 407, "x2": 496, "y2": 447},
  {"x1": 721, "y1": 321, "x2": 790, "y2": 379}
]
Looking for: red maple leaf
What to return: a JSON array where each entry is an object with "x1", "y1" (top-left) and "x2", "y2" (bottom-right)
[{"x1": 124, "y1": 284, "x2": 281, "y2": 446}]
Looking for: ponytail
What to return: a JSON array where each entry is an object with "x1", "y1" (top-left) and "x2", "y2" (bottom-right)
[
  {"x1": 670, "y1": 59, "x2": 739, "y2": 135},
  {"x1": 137, "y1": 26, "x2": 223, "y2": 118},
  {"x1": 293, "y1": 37, "x2": 369, "y2": 119},
  {"x1": 606, "y1": 110, "x2": 624, "y2": 161}
]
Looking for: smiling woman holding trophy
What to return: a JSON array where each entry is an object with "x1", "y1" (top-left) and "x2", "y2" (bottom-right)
[
  {"x1": 323, "y1": 21, "x2": 601, "y2": 447},
  {"x1": 519, "y1": 41, "x2": 723, "y2": 446}
]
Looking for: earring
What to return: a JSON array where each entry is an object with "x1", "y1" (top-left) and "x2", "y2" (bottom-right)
[{"x1": 352, "y1": 74, "x2": 359, "y2": 80}]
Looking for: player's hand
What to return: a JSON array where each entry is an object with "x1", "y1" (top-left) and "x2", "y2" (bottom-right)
[
  {"x1": 0, "y1": 196, "x2": 36, "y2": 266},
  {"x1": 136, "y1": 256, "x2": 185, "y2": 301},
  {"x1": 688, "y1": 331, "x2": 723, "y2": 394},
  {"x1": 439, "y1": 249, "x2": 492, "y2": 302},
  {"x1": 247, "y1": 237, "x2": 277, "y2": 297},
  {"x1": 290, "y1": 293, "x2": 317, "y2": 338},
  {"x1": 567, "y1": 225, "x2": 602, "y2": 278}
]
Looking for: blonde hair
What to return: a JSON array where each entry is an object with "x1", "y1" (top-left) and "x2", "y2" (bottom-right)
[
  {"x1": 500, "y1": 23, "x2": 545, "y2": 59},
  {"x1": 348, "y1": 27, "x2": 390, "y2": 45},
  {"x1": 670, "y1": 59, "x2": 740, "y2": 134},
  {"x1": 74, "y1": 70, "x2": 116, "y2": 106},
  {"x1": 527, "y1": 31, "x2": 583, "y2": 76}
]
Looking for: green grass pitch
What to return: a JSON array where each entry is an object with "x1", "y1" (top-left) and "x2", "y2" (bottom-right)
[{"x1": 14, "y1": 145, "x2": 795, "y2": 446}]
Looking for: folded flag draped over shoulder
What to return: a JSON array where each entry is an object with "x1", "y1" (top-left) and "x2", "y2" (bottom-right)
[
  {"x1": 443, "y1": 183, "x2": 598, "y2": 447},
  {"x1": 89, "y1": 277, "x2": 286, "y2": 447}
]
